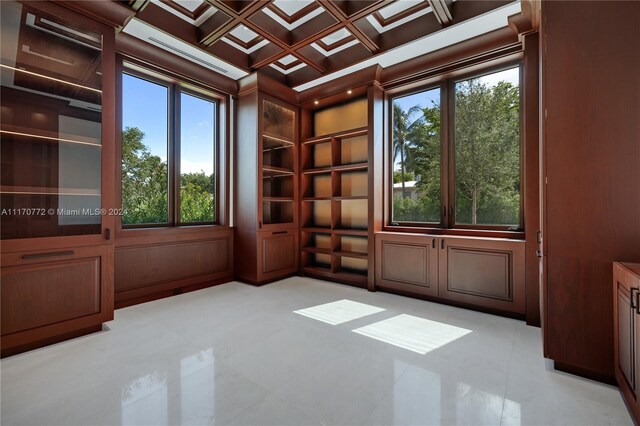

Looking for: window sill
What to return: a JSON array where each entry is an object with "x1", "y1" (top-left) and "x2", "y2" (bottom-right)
[{"x1": 381, "y1": 225, "x2": 525, "y2": 240}]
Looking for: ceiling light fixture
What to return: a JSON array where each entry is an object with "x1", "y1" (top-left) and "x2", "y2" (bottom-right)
[
  {"x1": 347, "y1": 90, "x2": 352, "y2": 94},
  {"x1": 314, "y1": 100, "x2": 319, "y2": 105}
]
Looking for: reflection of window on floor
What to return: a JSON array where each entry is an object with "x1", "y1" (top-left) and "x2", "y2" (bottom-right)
[
  {"x1": 294, "y1": 299, "x2": 385, "y2": 325},
  {"x1": 120, "y1": 349, "x2": 215, "y2": 424},
  {"x1": 353, "y1": 314, "x2": 471, "y2": 354}
]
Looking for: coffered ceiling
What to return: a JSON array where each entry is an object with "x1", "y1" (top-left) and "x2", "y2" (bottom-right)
[{"x1": 119, "y1": 0, "x2": 519, "y2": 89}]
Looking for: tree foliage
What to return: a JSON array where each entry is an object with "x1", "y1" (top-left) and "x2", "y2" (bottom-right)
[
  {"x1": 121, "y1": 127, "x2": 214, "y2": 225},
  {"x1": 392, "y1": 77, "x2": 520, "y2": 226}
]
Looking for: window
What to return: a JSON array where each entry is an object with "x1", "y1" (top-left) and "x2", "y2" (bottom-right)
[
  {"x1": 392, "y1": 87, "x2": 441, "y2": 223},
  {"x1": 121, "y1": 71, "x2": 218, "y2": 227},
  {"x1": 390, "y1": 65, "x2": 521, "y2": 230}
]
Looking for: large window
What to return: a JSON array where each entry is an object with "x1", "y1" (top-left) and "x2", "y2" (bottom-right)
[
  {"x1": 391, "y1": 66, "x2": 521, "y2": 230},
  {"x1": 121, "y1": 71, "x2": 217, "y2": 227}
]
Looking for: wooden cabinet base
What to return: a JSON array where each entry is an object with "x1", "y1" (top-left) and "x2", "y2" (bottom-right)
[
  {"x1": 613, "y1": 262, "x2": 640, "y2": 424},
  {"x1": 1, "y1": 325, "x2": 102, "y2": 358},
  {"x1": 1, "y1": 245, "x2": 113, "y2": 358},
  {"x1": 235, "y1": 229, "x2": 298, "y2": 284},
  {"x1": 375, "y1": 232, "x2": 525, "y2": 316}
]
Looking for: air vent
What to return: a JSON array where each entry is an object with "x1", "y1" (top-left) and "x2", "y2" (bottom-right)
[{"x1": 148, "y1": 37, "x2": 228, "y2": 74}]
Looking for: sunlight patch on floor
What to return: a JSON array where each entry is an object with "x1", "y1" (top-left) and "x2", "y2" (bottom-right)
[
  {"x1": 293, "y1": 299, "x2": 385, "y2": 325},
  {"x1": 353, "y1": 314, "x2": 472, "y2": 354}
]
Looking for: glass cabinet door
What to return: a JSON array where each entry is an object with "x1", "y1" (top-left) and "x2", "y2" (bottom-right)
[
  {"x1": 261, "y1": 99, "x2": 295, "y2": 227},
  {"x1": 0, "y1": 0, "x2": 103, "y2": 239}
]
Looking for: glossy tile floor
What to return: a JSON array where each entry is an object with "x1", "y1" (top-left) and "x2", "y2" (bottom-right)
[{"x1": 1, "y1": 277, "x2": 632, "y2": 426}]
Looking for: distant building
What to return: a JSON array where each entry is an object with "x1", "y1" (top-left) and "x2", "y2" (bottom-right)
[{"x1": 393, "y1": 180, "x2": 419, "y2": 200}]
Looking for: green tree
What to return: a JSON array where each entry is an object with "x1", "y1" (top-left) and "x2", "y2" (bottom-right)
[
  {"x1": 392, "y1": 103, "x2": 422, "y2": 198},
  {"x1": 393, "y1": 170, "x2": 414, "y2": 183},
  {"x1": 121, "y1": 127, "x2": 168, "y2": 225},
  {"x1": 454, "y1": 79, "x2": 520, "y2": 225},
  {"x1": 180, "y1": 171, "x2": 215, "y2": 222},
  {"x1": 121, "y1": 127, "x2": 215, "y2": 224}
]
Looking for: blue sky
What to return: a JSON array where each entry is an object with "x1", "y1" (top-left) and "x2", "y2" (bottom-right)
[{"x1": 122, "y1": 74, "x2": 215, "y2": 175}]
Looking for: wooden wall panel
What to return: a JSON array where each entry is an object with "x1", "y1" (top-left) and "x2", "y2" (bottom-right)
[
  {"x1": 2, "y1": 257, "x2": 100, "y2": 335},
  {"x1": 439, "y1": 237, "x2": 526, "y2": 314},
  {"x1": 115, "y1": 237, "x2": 231, "y2": 292},
  {"x1": 446, "y1": 248, "x2": 512, "y2": 301},
  {"x1": 541, "y1": 1, "x2": 640, "y2": 380}
]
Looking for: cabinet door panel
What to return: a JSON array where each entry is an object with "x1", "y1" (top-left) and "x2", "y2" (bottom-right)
[
  {"x1": 618, "y1": 286, "x2": 635, "y2": 390},
  {"x1": 439, "y1": 237, "x2": 525, "y2": 314},
  {"x1": 2, "y1": 257, "x2": 100, "y2": 335},
  {"x1": 375, "y1": 233, "x2": 438, "y2": 297},
  {"x1": 260, "y1": 231, "x2": 297, "y2": 279}
]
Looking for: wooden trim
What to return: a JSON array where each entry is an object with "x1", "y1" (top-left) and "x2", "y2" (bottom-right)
[{"x1": 54, "y1": 0, "x2": 136, "y2": 30}]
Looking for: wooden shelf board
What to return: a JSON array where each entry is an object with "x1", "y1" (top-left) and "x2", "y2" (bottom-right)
[
  {"x1": 0, "y1": 186, "x2": 101, "y2": 196},
  {"x1": 263, "y1": 132, "x2": 294, "y2": 144},
  {"x1": 263, "y1": 166, "x2": 294, "y2": 177},
  {"x1": 302, "y1": 163, "x2": 368, "y2": 175},
  {"x1": 303, "y1": 266, "x2": 335, "y2": 279},
  {"x1": 334, "y1": 250, "x2": 368, "y2": 259},
  {"x1": 332, "y1": 163, "x2": 368, "y2": 172},
  {"x1": 333, "y1": 195, "x2": 368, "y2": 200},
  {"x1": 333, "y1": 228, "x2": 369, "y2": 236},
  {"x1": 302, "y1": 227, "x2": 332, "y2": 234},
  {"x1": 302, "y1": 247, "x2": 332, "y2": 255},
  {"x1": 1, "y1": 126, "x2": 101, "y2": 147},
  {"x1": 301, "y1": 135, "x2": 332, "y2": 145},
  {"x1": 302, "y1": 197, "x2": 332, "y2": 201},
  {"x1": 263, "y1": 197, "x2": 294, "y2": 202},
  {"x1": 302, "y1": 167, "x2": 332, "y2": 175}
]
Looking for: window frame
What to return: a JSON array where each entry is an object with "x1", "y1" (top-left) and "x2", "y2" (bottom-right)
[
  {"x1": 120, "y1": 66, "x2": 220, "y2": 229},
  {"x1": 388, "y1": 62, "x2": 524, "y2": 233}
]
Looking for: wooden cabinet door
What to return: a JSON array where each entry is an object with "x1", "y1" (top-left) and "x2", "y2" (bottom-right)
[
  {"x1": 614, "y1": 263, "x2": 640, "y2": 424},
  {"x1": 374, "y1": 233, "x2": 438, "y2": 297},
  {"x1": 258, "y1": 229, "x2": 297, "y2": 281},
  {"x1": 438, "y1": 237, "x2": 525, "y2": 314},
  {"x1": 617, "y1": 284, "x2": 636, "y2": 391},
  {"x1": 1, "y1": 244, "x2": 113, "y2": 354}
]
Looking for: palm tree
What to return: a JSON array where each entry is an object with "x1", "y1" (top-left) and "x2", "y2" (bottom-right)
[{"x1": 392, "y1": 103, "x2": 422, "y2": 198}]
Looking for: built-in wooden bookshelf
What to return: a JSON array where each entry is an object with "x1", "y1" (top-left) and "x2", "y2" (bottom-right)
[
  {"x1": 300, "y1": 96, "x2": 371, "y2": 287},
  {"x1": 235, "y1": 89, "x2": 299, "y2": 285}
]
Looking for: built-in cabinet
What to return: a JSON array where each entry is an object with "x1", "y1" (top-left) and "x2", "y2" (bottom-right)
[
  {"x1": 0, "y1": 0, "x2": 115, "y2": 356},
  {"x1": 299, "y1": 91, "x2": 383, "y2": 288},
  {"x1": 540, "y1": 1, "x2": 640, "y2": 380},
  {"x1": 235, "y1": 84, "x2": 299, "y2": 284},
  {"x1": 375, "y1": 232, "x2": 525, "y2": 314},
  {"x1": 614, "y1": 262, "x2": 640, "y2": 424}
]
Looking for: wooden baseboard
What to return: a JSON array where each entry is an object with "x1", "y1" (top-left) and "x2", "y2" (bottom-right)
[
  {"x1": 554, "y1": 361, "x2": 617, "y2": 386},
  {"x1": 1, "y1": 325, "x2": 103, "y2": 358},
  {"x1": 115, "y1": 276, "x2": 233, "y2": 309}
]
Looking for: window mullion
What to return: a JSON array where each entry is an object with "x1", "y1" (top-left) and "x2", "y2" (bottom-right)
[
  {"x1": 446, "y1": 79, "x2": 456, "y2": 229},
  {"x1": 172, "y1": 85, "x2": 181, "y2": 226}
]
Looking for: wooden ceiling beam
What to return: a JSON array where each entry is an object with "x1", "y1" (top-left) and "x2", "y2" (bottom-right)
[
  {"x1": 199, "y1": 0, "x2": 270, "y2": 46},
  {"x1": 429, "y1": 0, "x2": 453, "y2": 26},
  {"x1": 320, "y1": 1, "x2": 380, "y2": 53},
  {"x1": 240, "y1": 18, "x2": 327, "y2": 73}
]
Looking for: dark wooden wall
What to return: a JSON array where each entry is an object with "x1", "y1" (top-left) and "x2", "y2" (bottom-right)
[{"x1": 541, "y1": 0, "x2": 640, "y2": 380}]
